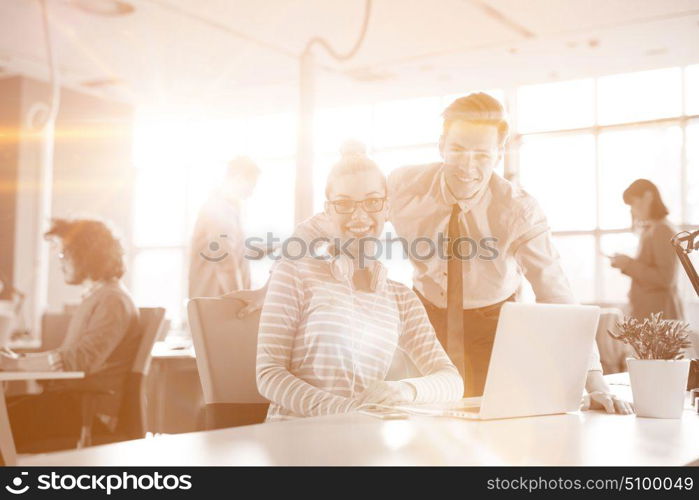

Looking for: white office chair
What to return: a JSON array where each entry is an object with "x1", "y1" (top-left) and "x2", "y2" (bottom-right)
[{"x1": 188, "y1": 297, "x2": 269, "y2": 428}]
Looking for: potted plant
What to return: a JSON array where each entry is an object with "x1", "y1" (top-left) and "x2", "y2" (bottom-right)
[{"x1": 608, "y1": 313, "x2": 692, "y2": 418}]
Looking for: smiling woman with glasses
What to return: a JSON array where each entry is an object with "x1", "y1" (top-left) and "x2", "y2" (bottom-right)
[
  {"x1": 328, "y1": 197, "x2": 386, "y2": 214},
  {"x1": 255, "y1": 143, "x2": 463, "y2": 422}
]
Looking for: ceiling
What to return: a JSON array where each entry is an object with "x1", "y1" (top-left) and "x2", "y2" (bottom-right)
[{"x1": 1, "y1": 0, "x2": 699, "y2": 115}]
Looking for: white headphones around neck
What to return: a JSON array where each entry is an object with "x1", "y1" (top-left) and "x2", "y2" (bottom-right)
[
  {"x1": 328, "y1": 252, "x2": 387, "y2": 399},
  {"x1": 329, "y1": 254, "x2": 388, "y2": 293}
]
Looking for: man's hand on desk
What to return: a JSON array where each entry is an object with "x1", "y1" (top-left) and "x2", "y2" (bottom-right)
[
  {"x1": 583, "y1": 370, "x2": 634, "y2": 414},
  {"x1": 356, "y1": 381, "x2": 417, "y2": 406},
  {"x1": 582, "y1": 391, "x2": 634, "y2": 414}
]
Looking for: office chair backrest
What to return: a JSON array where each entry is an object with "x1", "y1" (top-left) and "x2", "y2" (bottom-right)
[
  {"x1": 115, "y1": 307, "x2": 165, "y2": 439},
  {"x1": 132, "y1": 307, "x2": 167, "y2": 375},
  {"x1": 188, "y1": 297, "x2": 267, "y2": 404}
]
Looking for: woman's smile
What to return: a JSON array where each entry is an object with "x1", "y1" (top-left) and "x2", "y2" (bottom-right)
[{"x1": 345, "y1": 222, "x2": 374, "y2": 238}]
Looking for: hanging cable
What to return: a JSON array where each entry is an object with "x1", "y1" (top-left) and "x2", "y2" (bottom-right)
[
  {"x1": 295, "y1": 1, "x2": 372, "y2": 222},
  {"x1": 24, "y1": 0, "x2": 61, "y2": 339},
  {"x1": 303, "y1": 0, "x2": 372, "y2": 61}
]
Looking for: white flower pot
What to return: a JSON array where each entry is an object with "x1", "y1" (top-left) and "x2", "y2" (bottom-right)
[{"x1": 627, "y1": 358, "x2": 690, "y2": 419}]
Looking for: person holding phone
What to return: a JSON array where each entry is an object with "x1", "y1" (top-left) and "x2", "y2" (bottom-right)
[{"x1": 609, "y1": 179, "x2": 684, "y2": 321}]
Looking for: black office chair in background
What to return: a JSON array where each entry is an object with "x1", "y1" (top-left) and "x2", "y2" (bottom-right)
[
  {"x1": 78, "y1": 307, "x2": 166, "y2": 447},
  {"x1": 13, "y1": 307, "x2": 165, "y2": 454}
]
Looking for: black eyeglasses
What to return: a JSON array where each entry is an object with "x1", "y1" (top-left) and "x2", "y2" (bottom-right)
[{"x1": 328, "y1": 197, "x2": 386, "y2": 214}]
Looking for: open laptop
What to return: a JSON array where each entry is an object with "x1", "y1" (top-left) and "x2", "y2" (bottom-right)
[{"x1": 392, "y1": 302, "x2": 601, "y2": 420}]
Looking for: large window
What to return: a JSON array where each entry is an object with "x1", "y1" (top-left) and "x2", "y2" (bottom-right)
[
  {"x1": 516, "y1": 78, "x2": 594, "y2": 133},
  {"x1": 598, "y1": 126, "x2": 682, "y2": 229},
  {"x1": 131, "y1": 67, "x2": 698, "y2": 329},
  {"x1": 516, "y1": 66, "x2": 699, "y2": 306},
  {"x1": 596, "y1": 68, "x2": 682, "y2": 125},
  {"x1": 518, "y1": 133, "x2": 596, "y2": 231}
]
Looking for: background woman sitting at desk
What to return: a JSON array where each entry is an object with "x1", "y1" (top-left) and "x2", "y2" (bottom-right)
[
  {"x1": 0, "y1": 218, "x2": 140, "y2": 451},
  {"x1": 256, "y1": 147, "x2": 464, "y2": 421}
]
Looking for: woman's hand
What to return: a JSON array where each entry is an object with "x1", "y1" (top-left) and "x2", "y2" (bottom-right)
[
  {"x1": 609, "y1": 254, "x2": 632, "y2": 270},
  {"x1": 581, "y1": 391, "x2": 634, "y2": 414},
  {"x1": 357, "y1": 381, "x2": 416, "y2": 406}
]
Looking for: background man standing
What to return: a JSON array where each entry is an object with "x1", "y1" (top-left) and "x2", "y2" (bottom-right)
[{"x1": 188, "y1": 157, "x2": 260, "y2": 298}]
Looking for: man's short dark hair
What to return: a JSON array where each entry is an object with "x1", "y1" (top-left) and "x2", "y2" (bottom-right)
[
  {"x1": 622, "y1": 178, "x2": 669, "y2": 220},
  {"x1": 45, "y1": 218, "x2": 125, "y2": 283},
  {"x1": 442, "y1": 92, "x2": 509, "y2": 145}
]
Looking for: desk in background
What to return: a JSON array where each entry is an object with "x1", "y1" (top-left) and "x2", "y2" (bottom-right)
[
  {"x1": 5, "y1": 343, "x2": 205, "y2": 436},
  {"x1": 147, "y1": 341, "x2": 204, "y2": 434},
  {"x1": 0, "y1": 371, "x2": 84, "y2": 466},
  {"x1": 12, "y1": 316, "x2": 206, "y2": 436},
  {"x1": 0, "y1": 342, "x2": 203, "y2": 466}
]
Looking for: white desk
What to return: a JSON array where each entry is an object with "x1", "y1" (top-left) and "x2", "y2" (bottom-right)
[
  {"x1": 0, "y1": 371, "x2": 84, "y2": 466},
  {"x1": 19, "y1": 380, "x2": 699, "y2": 466}
]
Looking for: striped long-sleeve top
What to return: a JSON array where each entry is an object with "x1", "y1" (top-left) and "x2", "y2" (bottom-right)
[{"x1": 256, "y1": 256, "x2": 464, "y2": 421}]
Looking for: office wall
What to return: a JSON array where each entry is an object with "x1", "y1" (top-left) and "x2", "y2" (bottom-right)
[
  {"x1": 4, "y1": 75, "x2": 133, "y2": 335},
  {"x1": 0, "y1": 77, "x2": 21, "y2": 300}
]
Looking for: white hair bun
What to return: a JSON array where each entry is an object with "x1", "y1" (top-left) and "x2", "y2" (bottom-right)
[{"x1": 339, "y1": 140, "x2": 367, "y2": 158}]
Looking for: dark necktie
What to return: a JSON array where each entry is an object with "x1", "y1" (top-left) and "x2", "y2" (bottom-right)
[{"x1": 446, "y1": 203, "x2": 466, "y2": 382}]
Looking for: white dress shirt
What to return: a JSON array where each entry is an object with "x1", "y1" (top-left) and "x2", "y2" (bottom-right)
[
  {"x1": 387, "y1": 163, "x2": 577, "y2": 309},
  {"x1": 188, "y1": 190, "x2": 250, "y2": 298}
]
